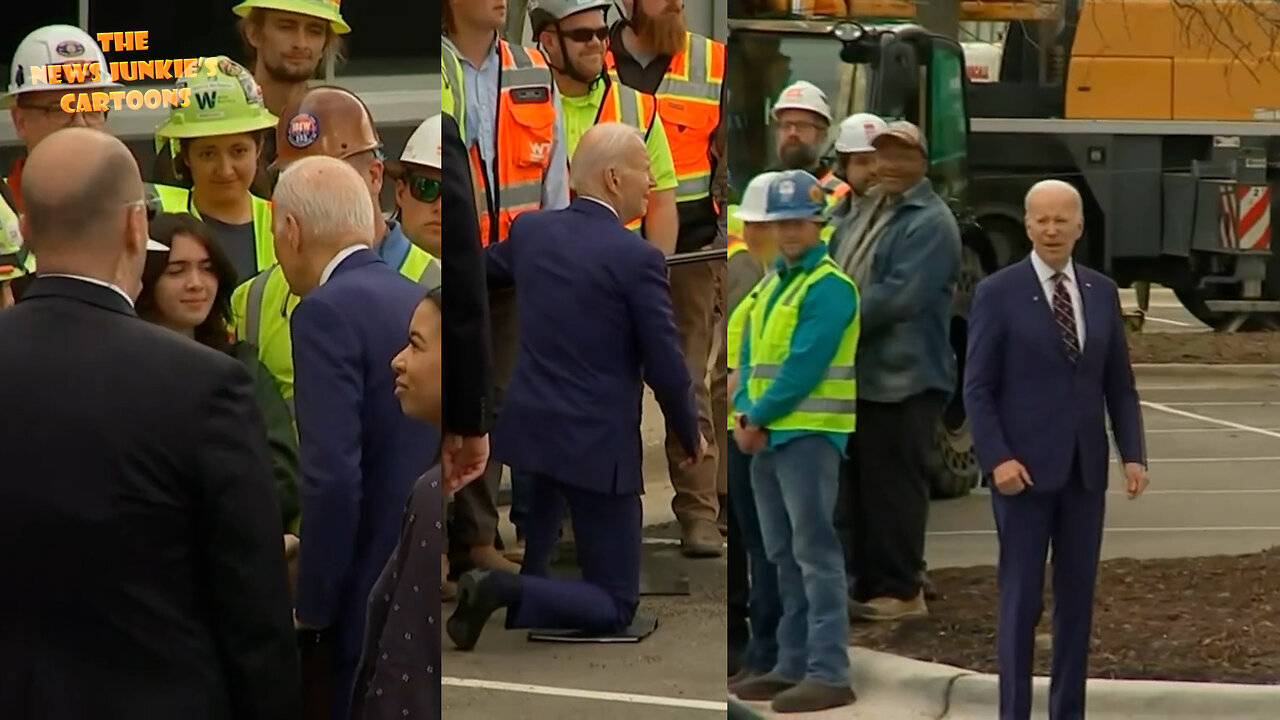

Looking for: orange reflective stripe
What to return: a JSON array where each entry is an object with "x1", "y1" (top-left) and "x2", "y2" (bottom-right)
[
  {"x1": 651, "y1": 33, "x2": 724, "y2": 202},
  {"x1": 596, "y1": 76, "x2": 657, "y2": 229},
  {"x1": 475, "y1": 40, "x2": 556, "y2": 246}
]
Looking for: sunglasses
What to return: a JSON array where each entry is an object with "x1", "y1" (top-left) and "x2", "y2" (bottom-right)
[
  {"x1": 562, "y1": 26, "x2": 610, "y2": 43},
  {"x1": 408, "y1": 175, "x2": 442, "y2": 203}
]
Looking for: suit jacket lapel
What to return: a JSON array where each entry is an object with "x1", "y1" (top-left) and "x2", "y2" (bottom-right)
[{"x1": 1019, "y1": 257, "x2": 1071, "y2": 365}]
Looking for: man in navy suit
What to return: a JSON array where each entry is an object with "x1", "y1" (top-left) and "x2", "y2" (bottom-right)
[
  {"x1": 271, "y1": 156, "x2": 440, "y2": 718},
  {"x1": 447, "y1": 123, "x2": 705, "y2": 649},
  {"x1": 964, "y1": 179, "x2": 1148, "y2": 720}
]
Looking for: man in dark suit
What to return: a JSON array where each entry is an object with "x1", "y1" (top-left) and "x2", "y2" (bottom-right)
[
  {"x1": 271, "y1": 155, "x2": 439, "y2": 719},
  {"x1": 964, "y1": 179, "x2": 1148, "y2": 720},
  {"x1": 440, "y1": 110, "x2": 493, "y2": 487},
  {"x1": 446, "y1": 123, "x2": 705, "y2": 649},
  {"x1": 0, "y1": 128, "x2": 300, "y2": 719}
]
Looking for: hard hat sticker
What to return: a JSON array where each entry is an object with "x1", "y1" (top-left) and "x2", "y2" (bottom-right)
[
  {"x1": 779, "y1": 180, "x2": 795, "y2": 198},
  {"x1": 808, "y1": 184, "x2": 824, "y2": 203},
  {"x1": 218, "y1": 57, "x2": 243, "y2": 77},
  {"x1": 56, "y1": 41, "x2": 85, "y2": 58},
  {"x1": 287, "y1": 113, "x2": 320, "y2": 148}
]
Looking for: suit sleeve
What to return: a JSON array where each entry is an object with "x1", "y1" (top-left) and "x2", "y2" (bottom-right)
[
  {"x1": 962, "y1": 279, "x2": 1015, "y2": 474},
  {"x1": 626, "y1": 243, "x2": 700, "y2": 457},
  {"x1": 485, "y1": 218, "x2": 517, "y2": 290},
  {"x1": 291, "y1": 296, "x2": 365, "y2": 628},
  {"x1": 195, "y1": 360, "x2": 302, "y2": 720},
  {"x1": 1102, "y1": 283, "x2": 1146, "y2": 465},
  {"x1": 441, "y1": 112, "x2": 494, "y2": 437}
]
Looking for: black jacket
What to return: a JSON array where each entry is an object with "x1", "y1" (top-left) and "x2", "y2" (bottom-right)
[
  {"x1": 0, "y1": 277, "x2": 302, "y2": 720},
  {"x1": 441, "y1": 112, "x2": 493, "y2": 436}
]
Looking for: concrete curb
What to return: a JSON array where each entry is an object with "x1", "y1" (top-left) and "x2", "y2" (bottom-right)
[
  {"x1": 1133, "y1": 363, "x2": 1280, "y2": 379},
  {"x1": 853, "y1": 648, "x2": 1280, "y2": 719}
]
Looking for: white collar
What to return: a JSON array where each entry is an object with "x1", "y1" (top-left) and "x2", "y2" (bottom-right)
[
  {"x1": 1030, "y1": 251, "x2": 1075, "y2": 284},
  {"x1": 320, "y1": 245, "x2": 368, "y2": 286},
  {"x1": 39, "y1": 273, "x2": 135, "y2": 307},
  {"x1": 580, "y1": 196, "x2": 619, "y2": 218}
]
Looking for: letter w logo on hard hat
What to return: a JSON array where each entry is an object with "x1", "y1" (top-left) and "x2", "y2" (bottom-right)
[{"x1": 195, "y1": 91, "x2": 217, "y2": 110}]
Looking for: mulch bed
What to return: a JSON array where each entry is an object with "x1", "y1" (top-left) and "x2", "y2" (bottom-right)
[
  {"x1": 852, "y1": 547, "x2": 1280, "y2": 683},
  {"x1": 1127, "y1": 331, "x2": 1280, "y2": 364}
]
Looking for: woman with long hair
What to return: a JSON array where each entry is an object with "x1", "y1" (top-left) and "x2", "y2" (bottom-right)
[{"x1": 138, "y1": 212, "x2": 301, "y2": 531}]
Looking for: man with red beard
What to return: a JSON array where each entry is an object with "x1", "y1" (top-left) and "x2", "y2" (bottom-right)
[{"x1": 607, "y1": 0, "x2": 728, "y2": 559}]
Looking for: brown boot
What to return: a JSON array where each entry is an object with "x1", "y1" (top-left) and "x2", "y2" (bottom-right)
[
  {"x1": 680, "y1": 519, "x2": 724, "y2": 558},
  {"x1": 469, "y1": 544, "x2": 521, "y2": 574},
  {"x1": 733, "y1": 673, "x2": 797, "y2": 702},
  {"x1": 860, "y1": 590, "x2": 928, "y2": 621},
  {"x1": 770, "y1": 681, "x2": 856, "y2": 713}
]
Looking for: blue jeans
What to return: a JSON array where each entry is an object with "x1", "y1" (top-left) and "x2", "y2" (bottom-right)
[
  {"x1": 510, "y1": 471, "x2": 534, "y2": 539},
  {"x1": 751, "y1": 434, "x2": 851, "y2": 687},
  {"x1": 728, "y1": 432, "x2": 781, "y2": 673}
]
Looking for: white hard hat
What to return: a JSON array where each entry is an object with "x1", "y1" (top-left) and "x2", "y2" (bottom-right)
[
  {"x1": 771, "y1": 81, "x2": 832, "y2": 125},
  {"x1": 402, "y1": 114, "x2": 442, "y2": 170},
  {"x1": 1, "y1": 25, "x2": 122, "y2": 108},
  {"x1": 737, "y1": 171, "x2": 782, "y2": 222},
  {"x1": 834, "y1": 113, "x2": 888, "y2": 153}
]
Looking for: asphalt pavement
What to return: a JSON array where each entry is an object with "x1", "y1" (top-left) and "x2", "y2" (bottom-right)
[{"x1": 443, "y1": 392, "x2": 729, "y2": 719}]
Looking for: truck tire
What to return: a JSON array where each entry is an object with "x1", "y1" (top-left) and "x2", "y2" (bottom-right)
[
  {"x1": 1173, "y1": 287, "x2": 1280, "y2": 332},
  {"x1": 929, "y1": 242, "x2": 987, "y2": 500}
]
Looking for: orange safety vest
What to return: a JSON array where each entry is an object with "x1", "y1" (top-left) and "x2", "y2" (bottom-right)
[
  {"x1": 594, "y1": 75, "x2": 657, "y2": 229},
  {"x1": 728, "y1": 237, "x2": 747, "y2": 256},
  {"x1": 821, "y1": 170, "x2": 850, "y2": 202},
  {"x1": 468, "y1": 40, "x2": 557, "y2": 246},
  {"x1": 609, "y1": 32, "x2": 723, "y2": 205}
]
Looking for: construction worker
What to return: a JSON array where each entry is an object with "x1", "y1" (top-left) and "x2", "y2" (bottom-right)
[
  {"x1": 529, "y1": 0, "x2": 678, "y2": 247},
  {"x1": 149, "y1": 57, "x2": 280, "y2": 285},
  {"x1": 392, "y1": 114, "x2": 444, "y2": 257},
  {"x1": 441, "y1": 44, "x2": 465, "y2": 137},
  {"x1": 827, "y1": 112, "x2": 886, "y2": 224},
  {"x1": 725, "y1": 171, "x2": 781, "y2": 688},
  {"x1": 731, "y1": 169, "x2": 858, "y2": 713},
  {"x1": 771, "y1": 80, "x2": 849, "y2": 214},
  {"x1": 444, "y1": 0, "x2": 570, "y2": 573},
  {"x1": 230, "y1": 87, "x2": 441, "y2": 413},
  {"x1": 608, "y1": 0, "x2": 728, "y2": 558},
  {"x1": 3, "y1": 25, "x2": 122, "y2": 213},
  {"x1": 0, "y1": 230, "x2": 35, "y2": 308}
]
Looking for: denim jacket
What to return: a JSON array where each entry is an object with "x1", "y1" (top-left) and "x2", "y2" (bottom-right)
[{"x1": 856, "y1": 178, "x2": 961, "y2": 403}]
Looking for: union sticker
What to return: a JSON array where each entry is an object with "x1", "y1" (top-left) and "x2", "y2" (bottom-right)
[{"x1": 287, "y1": 113, "x2": 320, "y2": 148}]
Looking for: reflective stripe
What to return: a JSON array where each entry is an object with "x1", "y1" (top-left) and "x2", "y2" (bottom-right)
[
  {"x1": 501, "y1": 180, "x2": 544, "y2": 208},
  {"x1": 658, "y1": 37, "x2": 721, "y2": 102},
  {"x1": 242, "y1": 268, "x2": 273, "y2": 344},
  {"x1": 418, "y1": 258, "x2": 442, "y2": 289},
  {"x1": 676, "y1": 175, "x2": 710, "y2": 200},
  {"x1": 792, "y1": 397, "x2": 858, "y2": 414},
  {"x1": 617, "y1": 81, "x2": 641, "y2": 129},
  {"x1": 751, "y1": 363, "x2": 857, "y2": 380}
]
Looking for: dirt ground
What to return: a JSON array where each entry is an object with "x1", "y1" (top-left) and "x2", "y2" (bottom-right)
[
  {"x1": 1127, "y1": 332, "x2": 1280, "y2": 364},
  {"x1": 852, "y1": 547, "x2": 1280, "y2": 683}
]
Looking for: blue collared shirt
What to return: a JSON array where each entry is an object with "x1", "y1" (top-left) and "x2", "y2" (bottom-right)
[{"x1": 733, "y1": 242, "x2": 859, "y2": 454}]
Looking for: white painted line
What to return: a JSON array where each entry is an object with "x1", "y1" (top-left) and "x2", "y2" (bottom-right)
[
  {"x1": 643, "y1": 537, "x2": 680, "y2": 546},
  {"x1": 1129, "y1": 457, "x2": 1280, "y2": 463},
  {"x1": 1144, "y1": 316, "x2": 1195, "y2": 327},
  {"x1": 1147, "y1": 427, "x2": 1280, "y2": 434},
  {"x1": 1154, "y1": 401, "x2": 1277, "y2": 407},
  {"x1": 1138, "y1": 384, "x2": 1280, "y2": 391},
  {"x1": 442, "y1": 677, "x2": 728, "y2": 712},
  {"x1": 929, "y1": 526, "x2": 1280, "y2": 537},
  {"x1": 1142, "y1": 401, "x2": 1280, "y2": 441},
  {"x1": 972, "y1": 487, "x2": 1280, "y2": 495}
]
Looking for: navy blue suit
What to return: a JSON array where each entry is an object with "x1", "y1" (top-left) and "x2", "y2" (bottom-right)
[
  {"x1": 290, "y1": 248, "x2": 438, "y2": 718},
  {"x1": 487, "y1": 197, "x2": 700, "y2": 633},
  {"x1": 964, "y1": 256, "x2": 1145, "y2": 720}
]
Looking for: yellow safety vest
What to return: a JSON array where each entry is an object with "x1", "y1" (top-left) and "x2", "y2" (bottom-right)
[
  {"x1": 726, "y1": 257, "x2": 767, "y2": 431},
  {"x1": 230, "y1": 245, "x2": 442, "y2": 415},
  {"x1": 745, "y1": 255, "x2": 859, "y2": 433},
  {"x1": 442, "y1": 44, "x2": 466, "y2": 140},
  {"x1": 0, "y1": 195, "x2": 31, "y2": 278},
  {"x1": 150, "y1": 184, "x2": 277, "y2": 273}
]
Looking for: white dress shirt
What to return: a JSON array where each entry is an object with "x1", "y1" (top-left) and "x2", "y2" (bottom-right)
[
  {"x1": 39, "y1": 273, "x2": 135, "y2": 308},
  {"x1": 580, "y1": 195, "x2": 619, "y2": 218},
  {"x1": 319, "y1": 245, "x2": 368, "y2": 287},
  {"x1": 1029, "y1": 250, "x2": 1085, "y2": 351}
]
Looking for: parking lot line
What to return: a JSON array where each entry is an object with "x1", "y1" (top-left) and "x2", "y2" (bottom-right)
[
  {"x1": 1145, "y1": 316, "x2": 1195, "y2": 327},
  {"x1": 929, "y1": 526, "x2": 1280, "y2": 537},
  {"x1": 1142, "y1": 401, "x2": 1280, "y2": 440},
  {"x1": 443, "y1": 677, "x2": 728, "y2": 712},
  {"x1": 1146, "y1": 428, "x2": 1280, "y2": 434},
  {"x1": 1155, "y1": 401, "x2": 1277, "y2": 407}
]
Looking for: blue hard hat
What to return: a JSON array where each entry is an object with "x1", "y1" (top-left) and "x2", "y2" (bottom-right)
[{"x1": 762, "y1": 170, "x2": 825, "y2": 221}]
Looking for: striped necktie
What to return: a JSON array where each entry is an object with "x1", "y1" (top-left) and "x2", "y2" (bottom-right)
[{"x1": 1052, "y1": 272, "x2": 1080, "y2": 363}]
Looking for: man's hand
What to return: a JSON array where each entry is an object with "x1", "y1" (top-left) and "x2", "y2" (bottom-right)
[
  {"x1": 443, "y1": 433, "x2": 489, "y2": 492},
  {"x1": 992, "y1": 459, "x2": 1032, "y2": 495},
  {"x1": 1124, "y1": 462, "x2": 1148, "y2": 499},
  {"x1": 734, "y1": 414, "x2": 768, "y2": 454},
  {"x1": 680, "y1": 433, "x2": 710, "y2": 468}
]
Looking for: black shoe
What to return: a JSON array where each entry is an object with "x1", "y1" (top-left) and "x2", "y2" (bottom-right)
[
  {"x1": 921, "y1": 570, "x2": 938, "y2": 601},
  {"x1": 446, "y1": 569, "x2": 506, "y2": 651}
]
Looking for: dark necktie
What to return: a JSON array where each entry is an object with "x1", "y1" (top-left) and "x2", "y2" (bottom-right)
[{"x1": 1052, "y1": 272, "x2": 1080, "y2": 363}]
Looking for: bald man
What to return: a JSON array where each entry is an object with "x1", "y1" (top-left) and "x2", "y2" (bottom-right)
[
  {"x1": 447, "y1": 123, "x2": 705, "y2": 649},
  {"x1": 272, "y1": 156, "x2": 440, "y2": 720},
  {"x1": 964, "y1": 179, "x2": 1147, "y2": 720},
  {"x1": 0, "y1": 127, "x2": 301, "y2": 719}
]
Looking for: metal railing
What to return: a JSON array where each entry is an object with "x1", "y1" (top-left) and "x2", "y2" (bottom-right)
[{"x1": 666, "y1": 248, "x2": 727, "y2": 266}]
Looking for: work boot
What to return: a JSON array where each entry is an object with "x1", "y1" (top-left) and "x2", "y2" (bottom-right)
[
  {"x1": 728, "y1": 667, "x2": 764, "y2": 692},
  {"x1": 770, "y1": 681, "x2": 856, "y2": 713},
  {"x1": 469, "y1": 544, "x2": 521, "y2": 574},
  {"x1": 717, "y1": 494, "x2": 729, "y2": 536},
  {"x1": 921, "y1": 569, "x2": 938, "y2": 601},
  {"x1": 731, "y1": 673, "x2": 797, "y2": 702},
  {"x1": 859, "y1": 591, "x2": 928, "y2": 621},
  {"x1": 442, "y1": 552, "x2": 457, "y2": 602},
  {"x1": 681, "y1": 519, "x2": 724, "y2": 558},
  {"x1": 447, "y1": 569, "x2": 513, "y2": 651}
]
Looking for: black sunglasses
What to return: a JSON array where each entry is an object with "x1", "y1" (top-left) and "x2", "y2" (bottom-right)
[
  {"x1": 408, "y1": 175, "x2": 442, "y2": 203},
  {"x1": 562, "y1": 26, "x2": 609, "y2": 43}
]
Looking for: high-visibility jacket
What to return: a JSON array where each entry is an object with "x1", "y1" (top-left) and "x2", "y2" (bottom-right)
[
  {"x1": 441, "y1": 44, "x2": 466, "y2": 138},
  {"x1": 150, "y1": 184, "x2": 277, "y2": 273},
  {"x1": 725, "y1": 250, "x2": 761, "y2": 432},
  {"x1": 457, "y1": 39, "x2": 557, "y2": 246},
  {"x1": 230, "y1": 242, "x2": 441, "y2": 415},
  {"x1": 611, "y1": 32, "x2": 724, "y2": 204},
  {"x1": 820, "y1": 170, "x2": 850, "y2": 214},
  {"x1": 592, "y1": 74, "x2": 657, "y2": 231},
  {"x1": 746, "y1": 256, "x2": 859, "y2": 433}
]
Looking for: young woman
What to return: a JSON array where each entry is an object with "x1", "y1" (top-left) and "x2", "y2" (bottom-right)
[{"x1": 137, "y1": 212, "x2": 300, "y2": 531}]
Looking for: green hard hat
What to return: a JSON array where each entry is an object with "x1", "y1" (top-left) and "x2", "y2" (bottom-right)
[
  {"x1": 232, "y1": 0, "x2": 351, "y2": 35},
  {"x1": 155, "y1": 56, "x2": 279, "y2": 141}
]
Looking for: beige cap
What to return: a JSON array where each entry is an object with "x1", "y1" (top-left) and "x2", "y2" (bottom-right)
[{"x1": 871, "y1": 120, "x2": 928, "y2": 156}]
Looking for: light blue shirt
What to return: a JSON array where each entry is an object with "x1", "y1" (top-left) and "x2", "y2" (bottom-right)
[{"x1": 449, "y1": 33, "x2": 570, "y2": 212}]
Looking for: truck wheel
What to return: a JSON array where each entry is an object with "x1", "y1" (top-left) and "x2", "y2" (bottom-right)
[
  {"x1": 929, "y1": 244, "x2": 985, "y2": 500},
  {"x1": 1174, "y1": 287, "x2": 1280, "y2": 332}
]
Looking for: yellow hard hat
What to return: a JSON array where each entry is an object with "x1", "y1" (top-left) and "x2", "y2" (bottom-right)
[{"x1": 232, "y1": 0, "x2": 352, "y2": 35}]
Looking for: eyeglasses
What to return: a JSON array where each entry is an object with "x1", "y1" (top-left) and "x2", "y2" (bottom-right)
[
  {"x1": 408, "y1": 175, "x2": 442, "y2": 203},
  {"x1": 18, "y1": 102, "x2": 109, "y2": 127},
  {"x1": 561, "y1": 26, "x2": 610, "y2": 43},
  {"x1": 773, "y1": 120, "x2": 823, "y2": 134}
]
